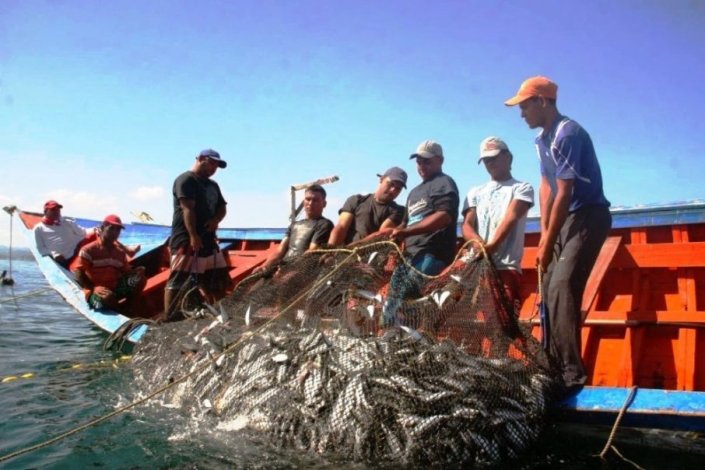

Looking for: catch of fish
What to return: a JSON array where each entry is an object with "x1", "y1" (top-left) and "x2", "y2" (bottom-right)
[{"x1": 132, "y1": 313, "x2": 559, "y2": 467}]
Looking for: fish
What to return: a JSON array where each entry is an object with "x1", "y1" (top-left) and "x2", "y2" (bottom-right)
[{"x1": 132, "y1": 308, "x2": 557, "y2": 467}]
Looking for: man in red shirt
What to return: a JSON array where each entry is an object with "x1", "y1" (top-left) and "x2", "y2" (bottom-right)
[{"x1": 72, "y1": 215, "x2": 146, "y2": 314}]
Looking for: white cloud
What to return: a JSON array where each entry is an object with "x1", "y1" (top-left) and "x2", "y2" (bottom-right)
[
  {"x1": 130, "y1": 186, "x2": 165, "y2": 201},
  {"x1": 222, "y1": 189, "x2": 291, "y2": 228}
]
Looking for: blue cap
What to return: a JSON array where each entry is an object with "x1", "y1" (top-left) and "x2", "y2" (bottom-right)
[{"x1": 198, "y1": 149, "x2": 227, "y2": 169}]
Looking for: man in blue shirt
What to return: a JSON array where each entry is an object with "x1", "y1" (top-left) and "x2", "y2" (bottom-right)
[{"x1": 506, "y1": 76, "x2": 611, "y2": 396}]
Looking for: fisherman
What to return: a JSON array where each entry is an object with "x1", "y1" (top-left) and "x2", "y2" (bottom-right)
[
  {"x1": 34, "y1": 200, "x2": 139, "y2": 268},
  {"x1": 164, "y1": 149, "x2": 231, "y2": 320},
  {"x1": 382, "y1": 140, "x2": 460, "y2": 328},
  {"x1": 505, "y1": 76, "x2": 611, "y2": 396},
  {"x1": 254, "y1": 184, "x2": 334, "y2": 273},
  {"x1": 328, "y1": 167, "x2": 407, "y2": 246},
  {"x1": 72, "y1": 214, "x2": 146, "y2": 313},
  {"x1": 462, "y1": 136, "x2": 534, "y2": 313}
]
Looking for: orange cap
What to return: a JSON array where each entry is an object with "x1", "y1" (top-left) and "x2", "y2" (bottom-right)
[{"x1": 504, "y1": 76, "x2": 558, "y2": 106}]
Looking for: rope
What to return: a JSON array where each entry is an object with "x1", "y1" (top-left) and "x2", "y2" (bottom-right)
[
  {"x1": 0, "y1": 287, "x2": 54, "y2": 304},
  {"x1": 5, "y1": 207, "x2": 14, "y2": 283},
  {"x1": 0, "y1": 246, "x2": 362, "y2": 464},
  {"x1": 0, "y1": 358, "x2": 195, "y2": 464},
  {"x1": 608, "y1": 445, "x2": 645, "y2": 469},
  {"x1": 528, "y1": 267, "x2": 543, "y2": 322},
  {"x1": 595, "y1": 385, "x2": 639, "y2": 464},
  {"x1": 103, "y1": 318, "x2": 157, "y2": 351},
  {"x1": 2, "y1": 356, "x2": 132, "y2": 384},
  {"x1": 0, "y1": 240, "x2": 511, "y2": 464},
  {"x1": 310, "y1": 237, "x2": 485, "y2": 282}
]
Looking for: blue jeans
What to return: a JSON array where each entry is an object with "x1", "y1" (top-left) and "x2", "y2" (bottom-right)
[{"x1": 381, "y1": 253, "x2": 447, "y2": 327}]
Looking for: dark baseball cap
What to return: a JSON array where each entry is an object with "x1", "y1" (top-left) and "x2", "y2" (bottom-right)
[
  {"x1": 198, "y1": 149, "x2": 227, "y2": 168},
  {"x1": 377, "y1": 166, "x2": 408, "y2": 188}
]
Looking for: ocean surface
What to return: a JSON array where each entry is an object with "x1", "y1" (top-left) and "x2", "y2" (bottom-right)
[{"x1": 1, "y1": 247, "x2": 704, "y2": 469}]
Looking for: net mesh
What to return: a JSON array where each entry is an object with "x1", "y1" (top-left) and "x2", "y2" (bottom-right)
[{"x1": 132, "y1": 237, "x2": 563, "y2": 466}]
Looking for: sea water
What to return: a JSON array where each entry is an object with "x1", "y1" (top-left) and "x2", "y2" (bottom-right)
[{"x1": 1, "y1": 248, "x2": 703, "y2": 469}]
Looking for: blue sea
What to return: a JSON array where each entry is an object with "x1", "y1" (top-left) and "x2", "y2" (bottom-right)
[{"x1": 1, "y1": 247, "x2": 704, "y2": 469}]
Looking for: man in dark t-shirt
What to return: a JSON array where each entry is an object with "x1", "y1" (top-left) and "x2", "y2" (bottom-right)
[
  {"x1": 255, "y1": 184, "x2": 333, "y2": 272},
  {"x1": 164, "y1": 149, "x2": 230, "y2": 320},
  {"x1": 383, "y1": 140, "x2": 460, "y2": 327},
  {"x1": 328, "y1": 167, "x2": 407, "y2": 246}
]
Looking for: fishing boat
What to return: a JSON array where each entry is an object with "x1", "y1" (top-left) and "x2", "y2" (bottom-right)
[
  {"x1": 517, "y1": 200, "x2": 705, "y2": 432},
  {"x1": 14, "y1": 209, "x2": 284, "y2": 343},
  {"x1": 13, "y1": 200, "x2": 705, "y2": 432}
]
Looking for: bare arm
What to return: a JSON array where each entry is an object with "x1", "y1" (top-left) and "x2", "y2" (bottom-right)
[
  {"x1": 179, "y1": 198, "x2": 201, "y2": 253},
  {"x1": 391, "y1": 211, "x2": 452, "y2": 241},
  {"x1": 254, "y1": 237, "x2": 290, "y2": 272},
  {"x1": 378, "y1": 217, "x2": 400, "y2": 233},
  {"x1": 461, "y1": 208, "x2": 481, "y2": 242},
  {"x1": 72, "y1": 268, "x2": 93, "y2": 290},
  {"x1": 308, "y1": 241, "x2": 324, "y2": 251},
  {"x1": 537, "y1": 178, "x2": 573, "y2": 271},
  {"x1": 485, "y1": 199, "x2": 531, "y2": 254},
  {"x1": 328, "y1": 212, "x2": 354, "y2": 247},
  {"x1": 204, "y1": 203, "x2": 226, "y2": 232},
  {"x1": 538, "y1": 176, "x2": 554, "y2": 236}
]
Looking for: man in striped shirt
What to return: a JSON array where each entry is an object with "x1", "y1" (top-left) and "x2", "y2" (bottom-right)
[{"x1": 73, "y1": 214, "x2": 146, "y2": 313}]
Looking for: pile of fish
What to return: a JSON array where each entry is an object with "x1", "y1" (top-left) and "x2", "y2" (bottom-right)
[{"x1": 132, "y1": 317, "x2": 559, "y2": 467}]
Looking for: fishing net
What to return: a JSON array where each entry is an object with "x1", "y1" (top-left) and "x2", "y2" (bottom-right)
[{"x1": 131, "y1": 236, "x2": 563, "y2": 467}]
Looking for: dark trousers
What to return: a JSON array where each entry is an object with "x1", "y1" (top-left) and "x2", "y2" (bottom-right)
[
  {"x1": 382, "y1": 253, "x2": 447, "y2": 327},
  {"x1": 543, "y1": 205, "x2": 611, "y2": 388}
]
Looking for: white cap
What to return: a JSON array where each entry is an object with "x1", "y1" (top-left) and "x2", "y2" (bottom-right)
[
  {"x1": 478, "y1": 136, "x2": 509, "y2": 163},
  {"x1": 410, "y1": 139, "x2": 443, "y2": 159}
]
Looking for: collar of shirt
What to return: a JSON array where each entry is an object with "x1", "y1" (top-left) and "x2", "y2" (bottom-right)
[{"x1": 41, "y1": 217, "x2": 61, "y2": 226}]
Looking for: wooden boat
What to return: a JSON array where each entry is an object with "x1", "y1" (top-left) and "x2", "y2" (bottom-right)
[
  {"x1": 517, "y1": 201, "x2": 705, "y2": 431},
  {"x1": 15, "y1": 210, "x2": 282, "y2": 343},
  {"x1": 15, "y1": 200, "x2": 705, "y2": 431}
]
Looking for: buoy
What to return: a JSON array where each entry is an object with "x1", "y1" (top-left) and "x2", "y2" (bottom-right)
[{"x1": 0, "y1": 270, "x2": 14, "y2": 286}]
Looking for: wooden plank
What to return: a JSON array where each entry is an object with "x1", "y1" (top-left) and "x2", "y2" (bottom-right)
[
  {"x1": 524, "y1": 309, "x2": 705, "y2": 325},
  {"x1": 580, "y1": 324, "x2": 593, "y2": 358},
  {"x1": 142, "y1": 268, "x2": 170, "y2": 294},
  {"x1": 522, "y1": 242, "x2": 705, "y2": 270},
  {"x1": 555, "y1": 387, "x2": 705, "y2": 432},
  {"x1": 581, "y1": 236, "x2": 622, "y2": 321},
  {"x1": 678, "y1": 328, "x2": 696, "y2": 391},
  {"x1": 616, "y1": 243, "x2": 705, "y2": 268},
  {"x1": 228, "y1": 255, "x2": 268, "y2": 281},
  {"x1": 673, "y1": 224, "x2": 689, "y2": 243},
  {"x1": 631, "y1": 227, "x2": 647, "y2": 245},
  {"x1": 617, "y1": 327, "x2": 644, "y2": 387}
]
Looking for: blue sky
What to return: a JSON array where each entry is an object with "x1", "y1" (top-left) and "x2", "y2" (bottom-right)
[{"x1": 1, "y1": 0, "x2": 704, "y2": 246}]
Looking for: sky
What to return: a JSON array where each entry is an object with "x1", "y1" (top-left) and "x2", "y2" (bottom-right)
[{"x1": 1, "y1": 0, "x2": 704, "y2": 247}]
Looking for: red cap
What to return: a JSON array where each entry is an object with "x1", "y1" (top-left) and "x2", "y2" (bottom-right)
[
  {"x1": 505, "y1": 76, "x2": 558, "y2": 106},
  {"x1": 43, "y1": 200, "x2": 63, "y2": 211},
  {"x1": 103, "y1": 214, "x2": 125, "y2": 229}
]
